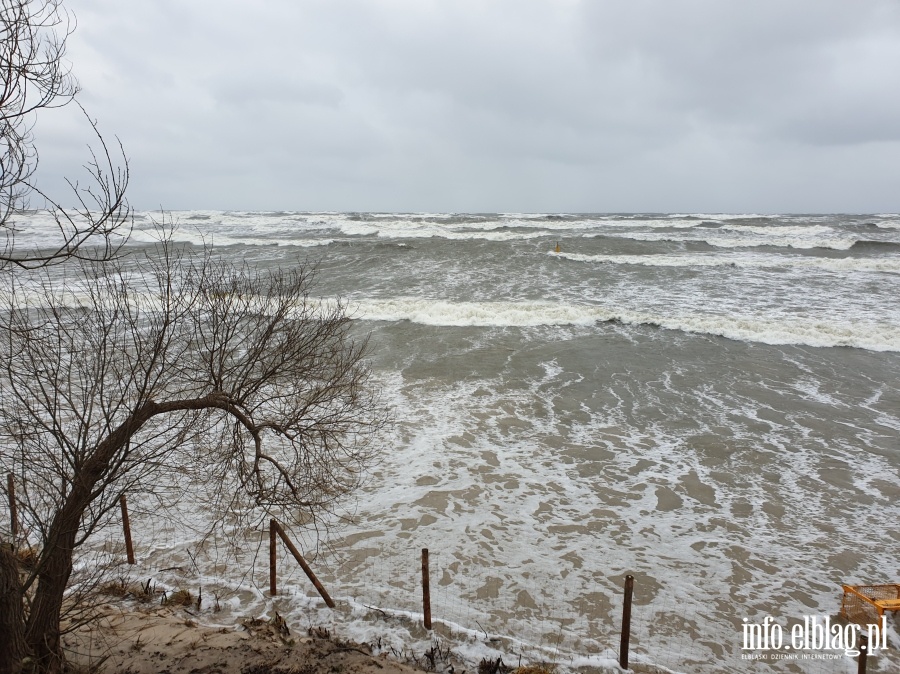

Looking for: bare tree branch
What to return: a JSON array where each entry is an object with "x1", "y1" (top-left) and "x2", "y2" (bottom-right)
[
  {"x1": 0, "y1": 0, "x2": 131, "y2": 269},
  {"x1": 0, "y1": 227, "x2": 386, "y2": 671}
]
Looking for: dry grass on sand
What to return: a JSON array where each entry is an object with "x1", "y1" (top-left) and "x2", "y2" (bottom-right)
[{"x1": 62, "y1": 604, "x2": 429, "y2": 674}]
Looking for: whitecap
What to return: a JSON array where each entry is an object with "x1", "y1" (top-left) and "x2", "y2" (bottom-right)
[
  {"x1": 598, "y1": 230, "x2": 859, "y2": 250},
  {"x1": 351, "y1": 297, "x2": 900, "y2": 352},
  {"x1": 553, "y1": 251, "x2": 900, "y2": 274}
]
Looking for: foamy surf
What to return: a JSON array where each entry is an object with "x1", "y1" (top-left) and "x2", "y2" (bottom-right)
[
  {"x1": 352, "y1": 298, "x2": 900, "y2": 352},
  {"x1": 553, "y1": 251, "x2": 900, "y2": 274},
  {"x1": 598, "y1": 230, "x2": 860, "y2": 250},
  {"x1": 129, "y1": 227, "x2": 332, "y2": 248},
  {"x1": 7, "y1": 209, "x2": 899, "y2": 674}
]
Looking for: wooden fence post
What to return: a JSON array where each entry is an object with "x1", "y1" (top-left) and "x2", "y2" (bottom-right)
[
  {"x1": 619, "y1": 574, "x2": 634, "y2": 671},
  {"x1": 272, "y1": 520, "x2": 335, "y2": 608},
  {"x1": 269, "y1": 519, "x2": 277, "y2": 596},
  {"x1": 422, "y1": 548, "x2": 432, "y2": 629},
  {"x1": 6, "y1": 473, "x2": 16, "y2": 543},
  {"x1": 119, "y1": 494, "x2": 135, "y2": 564}
]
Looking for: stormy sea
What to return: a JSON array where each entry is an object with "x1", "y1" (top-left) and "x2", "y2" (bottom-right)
[{"x1": 22, "y1": 211, "x2": 900, "y2": 672}]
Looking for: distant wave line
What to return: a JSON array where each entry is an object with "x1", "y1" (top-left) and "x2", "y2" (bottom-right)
[
  {"x1": 129, "y1": 229, "x2": 333, "y2": 248},
  {"x1": 351, "y1": 298, "x2": 900, "y2": 352},
  {"x1": 594, "y1": 231, "x2": 878, "y2": 251},
  {"x1": 552, "y1": 251, "x2": 900, "y2": 274}
]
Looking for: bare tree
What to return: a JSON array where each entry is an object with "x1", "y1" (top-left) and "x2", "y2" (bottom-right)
[
  {"x1": 0, "y1": 232, "x2": 385, "y2": 673},
  {"x1": 1, "y1": 1, "x2": 131, "y2": 668},
  {"x1": 1, "y1": 0, "x2": 130, "y2": 269}
]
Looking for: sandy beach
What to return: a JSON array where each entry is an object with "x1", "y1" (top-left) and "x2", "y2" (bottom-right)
[{"x1": 63, "y1": 603, "x2": 437, "y2": 674}]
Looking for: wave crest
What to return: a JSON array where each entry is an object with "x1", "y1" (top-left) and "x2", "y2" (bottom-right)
[{"x1": 353, "y1": 298, "x2": 900, "y2": 352}]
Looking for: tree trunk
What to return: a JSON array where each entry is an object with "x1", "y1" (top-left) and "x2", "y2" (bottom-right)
[
  {"x1": 22, "y1": 405, "x2": 157, "y2": 673},
  {"x1": 0, "y1": 543, "x2": 29, "y2": 674},
  {"x1": 24, "y1": 507, "x2": 81, "y2": 674},
  {"x1": 17, "y1": 398, "x2": 231, "y2": 672}
]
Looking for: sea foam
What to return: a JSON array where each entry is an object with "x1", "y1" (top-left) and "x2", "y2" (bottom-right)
[
  {"x1": 554, "y1": 251, "x2": 900, "y2": 274},
  {"x1": 353, "y1": 298, "x2": 900, "y2": 352}
]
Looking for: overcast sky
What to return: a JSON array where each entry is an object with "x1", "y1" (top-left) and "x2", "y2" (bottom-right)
[{"x1": 34, "y1": 0, "x2": 900, "y2": 213}]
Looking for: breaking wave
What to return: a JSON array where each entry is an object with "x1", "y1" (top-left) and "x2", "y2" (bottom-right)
[
  {"x1": 598, "y1": 230, "x2": 860, "y2": 250},
  {"x1": 553, "y1": 252, "x2": 900, "y2": 274},
  {"x1": 353, "y1": 298, "x2": 900, "y2": 352}
]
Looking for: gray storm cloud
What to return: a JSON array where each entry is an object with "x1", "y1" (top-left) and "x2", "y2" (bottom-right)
[{"x1": 31, "y1": 0, "x2": 900, "y2": 212}]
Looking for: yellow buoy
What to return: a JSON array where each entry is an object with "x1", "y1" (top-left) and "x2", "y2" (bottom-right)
[{"x1": 554, "y1": 241, "x2": 561, "y2": 253}]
